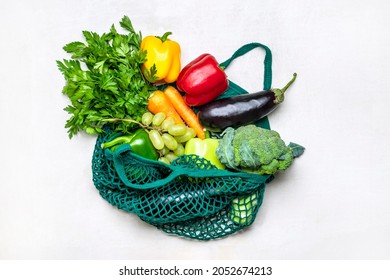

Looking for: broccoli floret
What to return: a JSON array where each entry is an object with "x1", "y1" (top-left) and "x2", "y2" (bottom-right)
[{"x1": 216, "y1": 125, "x2": 304, "y2": 175}]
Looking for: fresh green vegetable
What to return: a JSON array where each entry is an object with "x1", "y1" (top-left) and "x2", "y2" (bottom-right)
[
  {"x1": 230, "y1": 192, "x2": 258, "y2": 225},
  {"x1": 216, "y1": 124, "x2": 305, "y2": 175},
  {"x1": 57, "y1": 16, "x2": 156, "y2": 138},
  {"x1": 101, "y1": 128, "x2": 158, "y2": 160},
  {"x1": 184, "y1": 138, "x2": 225, "y2": 170}
]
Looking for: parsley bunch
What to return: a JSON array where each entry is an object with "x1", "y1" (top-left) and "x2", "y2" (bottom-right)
[{"x1": 57, "y1": 16, "x2": 156, "y2": 138}]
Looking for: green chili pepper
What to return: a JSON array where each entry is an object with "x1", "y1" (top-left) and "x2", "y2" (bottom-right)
[{"x1": 101, "y1": 129, "x2": 159, "y2": 160}]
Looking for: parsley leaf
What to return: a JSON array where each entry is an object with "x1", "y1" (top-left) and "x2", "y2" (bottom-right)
[
  {"x1": 143, "y1": 64, "x2": 159, "y2": 83},
  {"x1": 57, "y1": 16, "x2": 156, "y2": 138}
]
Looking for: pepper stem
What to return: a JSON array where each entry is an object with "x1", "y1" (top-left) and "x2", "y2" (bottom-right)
[
  {"x1": 157, "y1": 31, "x2": 172, "y2": 42},
  {"x1": 273, "y1": 73, "x2": 297, "y2": 104},
  {"x1": 101, "y1": 135, "x2": 133, "y2": 149}
]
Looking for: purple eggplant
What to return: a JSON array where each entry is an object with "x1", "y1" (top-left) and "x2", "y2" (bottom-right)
[{"x1": 198, "y1": 73, "x2": 297, "y2": 131}]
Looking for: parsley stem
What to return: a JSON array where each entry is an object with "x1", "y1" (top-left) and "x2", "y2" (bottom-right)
[
  {"x1": 101, "y1": 118, "x2": 145, "y2": 127},
  {"x1": 100, "y1": 118, "x2": 163, "y2": 133}
]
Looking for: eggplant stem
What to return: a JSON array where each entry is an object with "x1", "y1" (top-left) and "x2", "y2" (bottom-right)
[
  {"x1": 273, "y1": 73, "x2": 297, "y2": 104},
  {"x1": 281, "y1": 73, "x2": 297, "y2": 93}
]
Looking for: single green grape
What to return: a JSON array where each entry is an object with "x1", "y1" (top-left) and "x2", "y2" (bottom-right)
[
  {"x1": 160, "y1": 117, "x2": 175, "y2": 131},
  {"x1": 173, "y1": 143, "x2": 185, "y2": 156},
  {"x1": 152, "y1": 112, "x2": 166, "y2": 127},
  {"x1": 141, "y1": 112, "x2": 153, "y2": 126},
  {"x1": 168, "y1": 124, "x2": 187, "y2": 136},
  {"x1": 162, "y1": 133, "x2": 178, "y2": 151},
  {"x1": 159, "y1": 146, "x2": 170, "y2": 156},
  {"x1": 165, "y1": 152, "x2": 178, "y2": 163},
  {"x1": 149, "y1": 130, "x2": 164, "y2": 150},
  {"x1": 175, "y1": 128, "x2": 196, "y2": 143},
  {"x1": 158, "y1": 157, "x2": 170, "y2": 165}
]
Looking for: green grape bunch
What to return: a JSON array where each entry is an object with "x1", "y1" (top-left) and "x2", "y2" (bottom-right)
[{"x1": 141, "y1": 112, "x2": 196, "y2": 164}]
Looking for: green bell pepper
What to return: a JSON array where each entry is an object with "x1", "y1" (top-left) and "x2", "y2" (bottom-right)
[
  {"x1": 184, "y1": 138, "x2": 225, "y2": 169},
  {"x1": 101, "y1": 129, "x2": 159, "y2": 160}
]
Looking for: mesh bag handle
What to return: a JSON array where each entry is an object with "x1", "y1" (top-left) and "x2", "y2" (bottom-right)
[
  {"x1": 220, "y1": 42, "x2": 272, "y2": 91},
  {"x1": 108, "y1": 144, "x2": 267, "y2": 190},
  {"x1": 108, "y1": 42, "x2": 273, "y2": 190}
]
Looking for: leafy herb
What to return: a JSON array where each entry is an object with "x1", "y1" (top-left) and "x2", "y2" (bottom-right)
[
  {"x1": 57, "y1": 16, "x2": 156, "y2": 138},
  {"x1": 143, "y1": 64, "x2": 159, "y2": 83}
]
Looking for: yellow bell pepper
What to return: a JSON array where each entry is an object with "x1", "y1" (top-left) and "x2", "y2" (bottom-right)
[{"x1": 141, "y1": 32, "x2": 181, "y2": 84}]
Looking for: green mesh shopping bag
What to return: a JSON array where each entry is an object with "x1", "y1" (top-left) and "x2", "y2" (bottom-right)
[{"x1": 92, "y1": 43, "x2": 274, "y2": 240}]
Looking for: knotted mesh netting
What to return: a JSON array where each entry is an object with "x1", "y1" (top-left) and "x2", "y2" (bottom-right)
[
  {"x1": 92, "y1": 124, "x2": 272, "y2": 240},
  {"x1": 91, "y1": 81, "x2": 273, "y2": 240}
]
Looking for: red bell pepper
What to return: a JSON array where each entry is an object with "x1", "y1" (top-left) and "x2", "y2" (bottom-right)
[{"x1": 177, "y1": 54, "x2": 229, "y2": 106}]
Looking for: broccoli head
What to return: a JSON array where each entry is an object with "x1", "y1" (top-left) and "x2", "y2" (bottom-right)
[{"x1": 216, "y1": 125, "x2": 304, "y2": 175}]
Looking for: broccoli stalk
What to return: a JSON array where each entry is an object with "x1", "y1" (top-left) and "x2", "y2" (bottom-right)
[{"x1": 216, "y1": 125, "x2": 304, "y2": 175}]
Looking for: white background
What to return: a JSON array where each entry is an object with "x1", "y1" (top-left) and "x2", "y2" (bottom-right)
[{"x1": 1, "y1": 0, "x2": 389, "y2": 260}]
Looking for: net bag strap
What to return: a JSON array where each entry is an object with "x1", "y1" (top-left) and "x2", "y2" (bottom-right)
[
  {"x1": 109, "y1": 144, "x2": 266, "y2": 190},
  {"x1": 220, "y1": 42, "x2": 272, "y2": 90}
]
